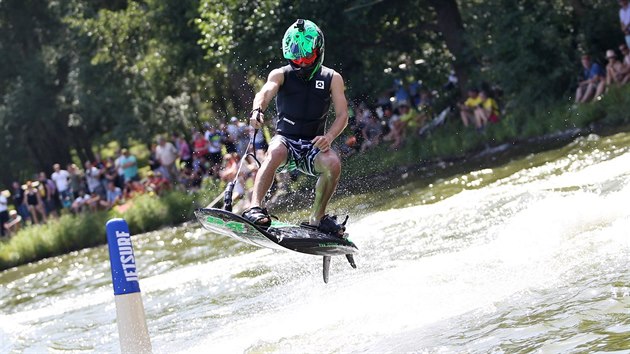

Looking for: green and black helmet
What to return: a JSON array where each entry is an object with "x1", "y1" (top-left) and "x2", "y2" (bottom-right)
[{"x1": 282, "y1": 19, "x2": 325, "y2": 81}]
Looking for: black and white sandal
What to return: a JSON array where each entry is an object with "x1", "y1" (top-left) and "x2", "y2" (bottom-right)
[{"x1": 242, "y1": 206, "x2": 272, "y2": 228}]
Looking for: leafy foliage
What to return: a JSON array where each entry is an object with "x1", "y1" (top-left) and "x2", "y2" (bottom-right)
[{"x1": 0, "y1": 0, "x2": 625, "y2": 186}]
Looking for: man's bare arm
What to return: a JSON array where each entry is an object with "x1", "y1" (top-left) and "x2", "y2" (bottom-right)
[
  {"x1": 250, "y1": 69, "x2": 284, "y2": 128},
  {"x1": 312, "y1": 71, "x2": 348, "y2": 152}
]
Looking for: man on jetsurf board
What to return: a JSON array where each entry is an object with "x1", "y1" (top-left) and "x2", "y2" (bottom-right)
[{"x1": 242, "y1": 19, "x2": 349, "y2": 237}]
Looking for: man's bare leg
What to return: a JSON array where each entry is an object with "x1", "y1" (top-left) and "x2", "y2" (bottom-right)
[
  {"x1": 575, "y1": 85, "x2": 584, "y2": 103},
  {"x1": 594, "y1": 80, "x2": 606, "y2": 98},
  {"x1": 460, "y1": 111, "x2": 470, "y2": 127},
  {"x1": 309, "y1": 150, "x2": 341, "y2": 225},
  {"x1": 580, "y1": 84, "x2": 595, "y2": 103},
  {"x1": 250, "y1": 140, "x2": 288, "y2": 217}
]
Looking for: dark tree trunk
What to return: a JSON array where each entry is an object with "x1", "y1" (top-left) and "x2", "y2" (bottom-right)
[
  {"x1": 428, "y1": 0, "x2": 471, "y2": 96},
  {"x1": 30, "y1": 118, "x2": 73, "y2": 174}
]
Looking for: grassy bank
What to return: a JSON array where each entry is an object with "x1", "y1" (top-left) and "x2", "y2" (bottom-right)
[
  {"x1": 343, "y1": 85, "x2": 630, "y2": 180},
  {"x1": 0, "y1": 190, "x2": 215, "y2": 271}
]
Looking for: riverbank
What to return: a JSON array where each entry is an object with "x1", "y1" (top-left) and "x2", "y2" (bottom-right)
[
  {"x1": 2, "y1": 85, "x2": 630, "y2": 271},
  {"x1": 270, "y1": 85, "x2": 630, "y2": 213},
  {"x1": 0, "y1": 190, "x2": 215, "y2": 271}
]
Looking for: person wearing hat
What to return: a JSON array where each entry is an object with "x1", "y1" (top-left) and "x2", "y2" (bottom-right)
[
  {"x1": 242, "y1": 19, "x2": 350, "y2": 236},
  {"x1": 605, "y1": 49, "x2": 630, "y2": 86},
  {"x1": 575, "y1": 54, "x2": 606, "y2": 103},
  {"x1": 3, "y1": 209, "x2": 22, "y2": 236}
]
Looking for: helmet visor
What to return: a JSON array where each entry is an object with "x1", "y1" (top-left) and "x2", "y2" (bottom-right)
[{"x1": 290, "y1": 50, "x2": 318, "y2": 66}]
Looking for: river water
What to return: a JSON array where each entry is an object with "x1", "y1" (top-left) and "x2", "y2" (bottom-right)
[{"x1": 1, "y1": 132, "x2": 630, "y2": 353}]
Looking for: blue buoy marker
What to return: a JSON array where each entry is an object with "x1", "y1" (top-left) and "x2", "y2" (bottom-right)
[{"x1": 106, "y1": 218, "x2": 152, "y2": 354}]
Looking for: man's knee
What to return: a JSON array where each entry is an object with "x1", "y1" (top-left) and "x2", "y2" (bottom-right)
[
  {"x1": 316, "y1": 151, "x2": 341, "y2": 176},
  {"x1": 263, "y1": 144, "x2": 288, "y2": 167}
]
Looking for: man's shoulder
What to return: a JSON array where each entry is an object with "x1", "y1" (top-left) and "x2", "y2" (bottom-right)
[
  {"x1": 271, "y1": 66, "x2": 290, "y2": 77},
  {"x1": 321, "y1": 65, "x2": 338, "y2": 77}
]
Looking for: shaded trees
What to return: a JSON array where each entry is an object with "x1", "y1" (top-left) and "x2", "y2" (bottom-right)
[{"x1": 0, "y1": 0, "x2": 623, "y2": 186}]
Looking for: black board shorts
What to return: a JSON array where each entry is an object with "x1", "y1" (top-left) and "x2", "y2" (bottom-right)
[{"x1": 272, "y1": 135, "x2": 320, "y2": 176}]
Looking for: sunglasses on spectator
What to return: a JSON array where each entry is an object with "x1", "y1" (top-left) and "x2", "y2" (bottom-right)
[{"x1": 291, "y1": 50, "x2": 318, "y2": 66}]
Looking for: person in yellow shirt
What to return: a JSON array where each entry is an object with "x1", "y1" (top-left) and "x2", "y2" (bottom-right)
[
  {"x1": 474, "y1": 90, "x2": 500, "y2": 126},
  {"x1": 458, "y1": 88, "x2": 482, "y2": 128}
]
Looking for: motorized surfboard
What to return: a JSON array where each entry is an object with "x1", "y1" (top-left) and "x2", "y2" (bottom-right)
[{"x1": 195, "y1": 207, "x2": 357, "y2": 282}]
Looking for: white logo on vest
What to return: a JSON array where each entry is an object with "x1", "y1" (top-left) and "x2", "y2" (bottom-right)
[{"x1": 315, "y1": 80, "x2": 325, "y2": 89}]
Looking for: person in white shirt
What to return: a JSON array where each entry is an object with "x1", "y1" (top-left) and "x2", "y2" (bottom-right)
[
  {"x1": 155, "y1": 136, "x2": 179, "y2": 183},
  {"x1": 51, "y1": 163, "x2": 71, "y2": 204},
  {"x1": 72, "y1": 190, "x2": 98, "y2": 213},
  {"x1": 84, "y1": 161, "x2": 104, "y2": 198}
]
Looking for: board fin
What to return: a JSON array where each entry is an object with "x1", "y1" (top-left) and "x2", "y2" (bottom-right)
[
  {"x1": 322, "y1": 256, "x2": 331, "y2": 283},
  {"x1": 345, "y1": 254, "x2": 357, "y2": 268}
]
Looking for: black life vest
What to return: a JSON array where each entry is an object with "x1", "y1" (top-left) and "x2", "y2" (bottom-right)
[{"x1": 275, "y1": 65, "x2": 334, "y2": 139}]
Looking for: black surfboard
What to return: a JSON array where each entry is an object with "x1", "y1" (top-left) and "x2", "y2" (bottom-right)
[{"x1": 194, "y1": 208, "x2": 358, "y2": 256}]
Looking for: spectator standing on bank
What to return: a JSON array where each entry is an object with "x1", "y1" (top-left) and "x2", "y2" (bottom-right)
[
  {"x1": 236, "y1": 122, "x2": 250, "y2": 155},
  {"x1": 38, "y1": 172, "x2": 58, "y2": 218},
  {"x1": 156, "y1": 136, "x2": 179, "y2": 183},
  {"x1": 253, "y1": 127, "x2": 268, "y2": 162},
  {"x1": 23, "y1": 181, "x2": 46, "y2": 224},
  {"x1": 114, "y1": 149, "x2": 126, "y2": 187},
  {"x1": 575, "y1": 54, "x2": 606, "y2": 103},
  {"x1": 103, "y1": 157, "x2": 121, "y2": 189},
  {"x1": 620, "y1": 0, "x2": 630, "y2": 47},
  {"x1": 174, "y1": 133, "x2": 192, "y2": 168},
  {"x1": 67, "y1": 163, "x2": 83, "y2": 199},
  {"x1": 205, "y1": 127, "x2": 224, "y2": 178},
  {"x1": 0, "y1": 191, "x2": 9, "y2": 237},
  {"x1": 148, "y1": 144, "x2": 160, "y2": 172},
  {"x1": 51, "y1": 163, "x2": 72, "y2": 208},
  {"x1": 226, "y1": 117, "x2": 240, "y2": 154},
  {"x1": 84, "y1": 161, "x2": 105, "y2": 199},
  {"x1": 11, "y1": 181, "x2": 29, "y2": 225},
  {"x1": 119, "y1": 148, "x2": 140, "y2": 195},
  {"x1": 192, "y1": 131, "x2": 209, "y2": 160}
]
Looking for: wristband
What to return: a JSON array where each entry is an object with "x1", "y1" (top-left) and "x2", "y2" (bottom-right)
[{"x1": 251, "y1": 107, "x2": 264, "y2": 115}]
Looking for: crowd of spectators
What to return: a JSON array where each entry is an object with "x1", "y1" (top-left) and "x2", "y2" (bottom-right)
[
  {"x1": 0, "y1": 118, "x2": 264, "y2": 238},
  {"x1": 575, "y1": 0, "x2": 630, "y2": 104},
  {"x1": 336, "y1": 69, "x2": 503, "y2": 156}
]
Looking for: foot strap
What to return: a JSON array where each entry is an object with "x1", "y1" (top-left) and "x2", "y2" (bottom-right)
[{"x1": 242, "y1": 206, "x2": 272, "y2": 227}]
